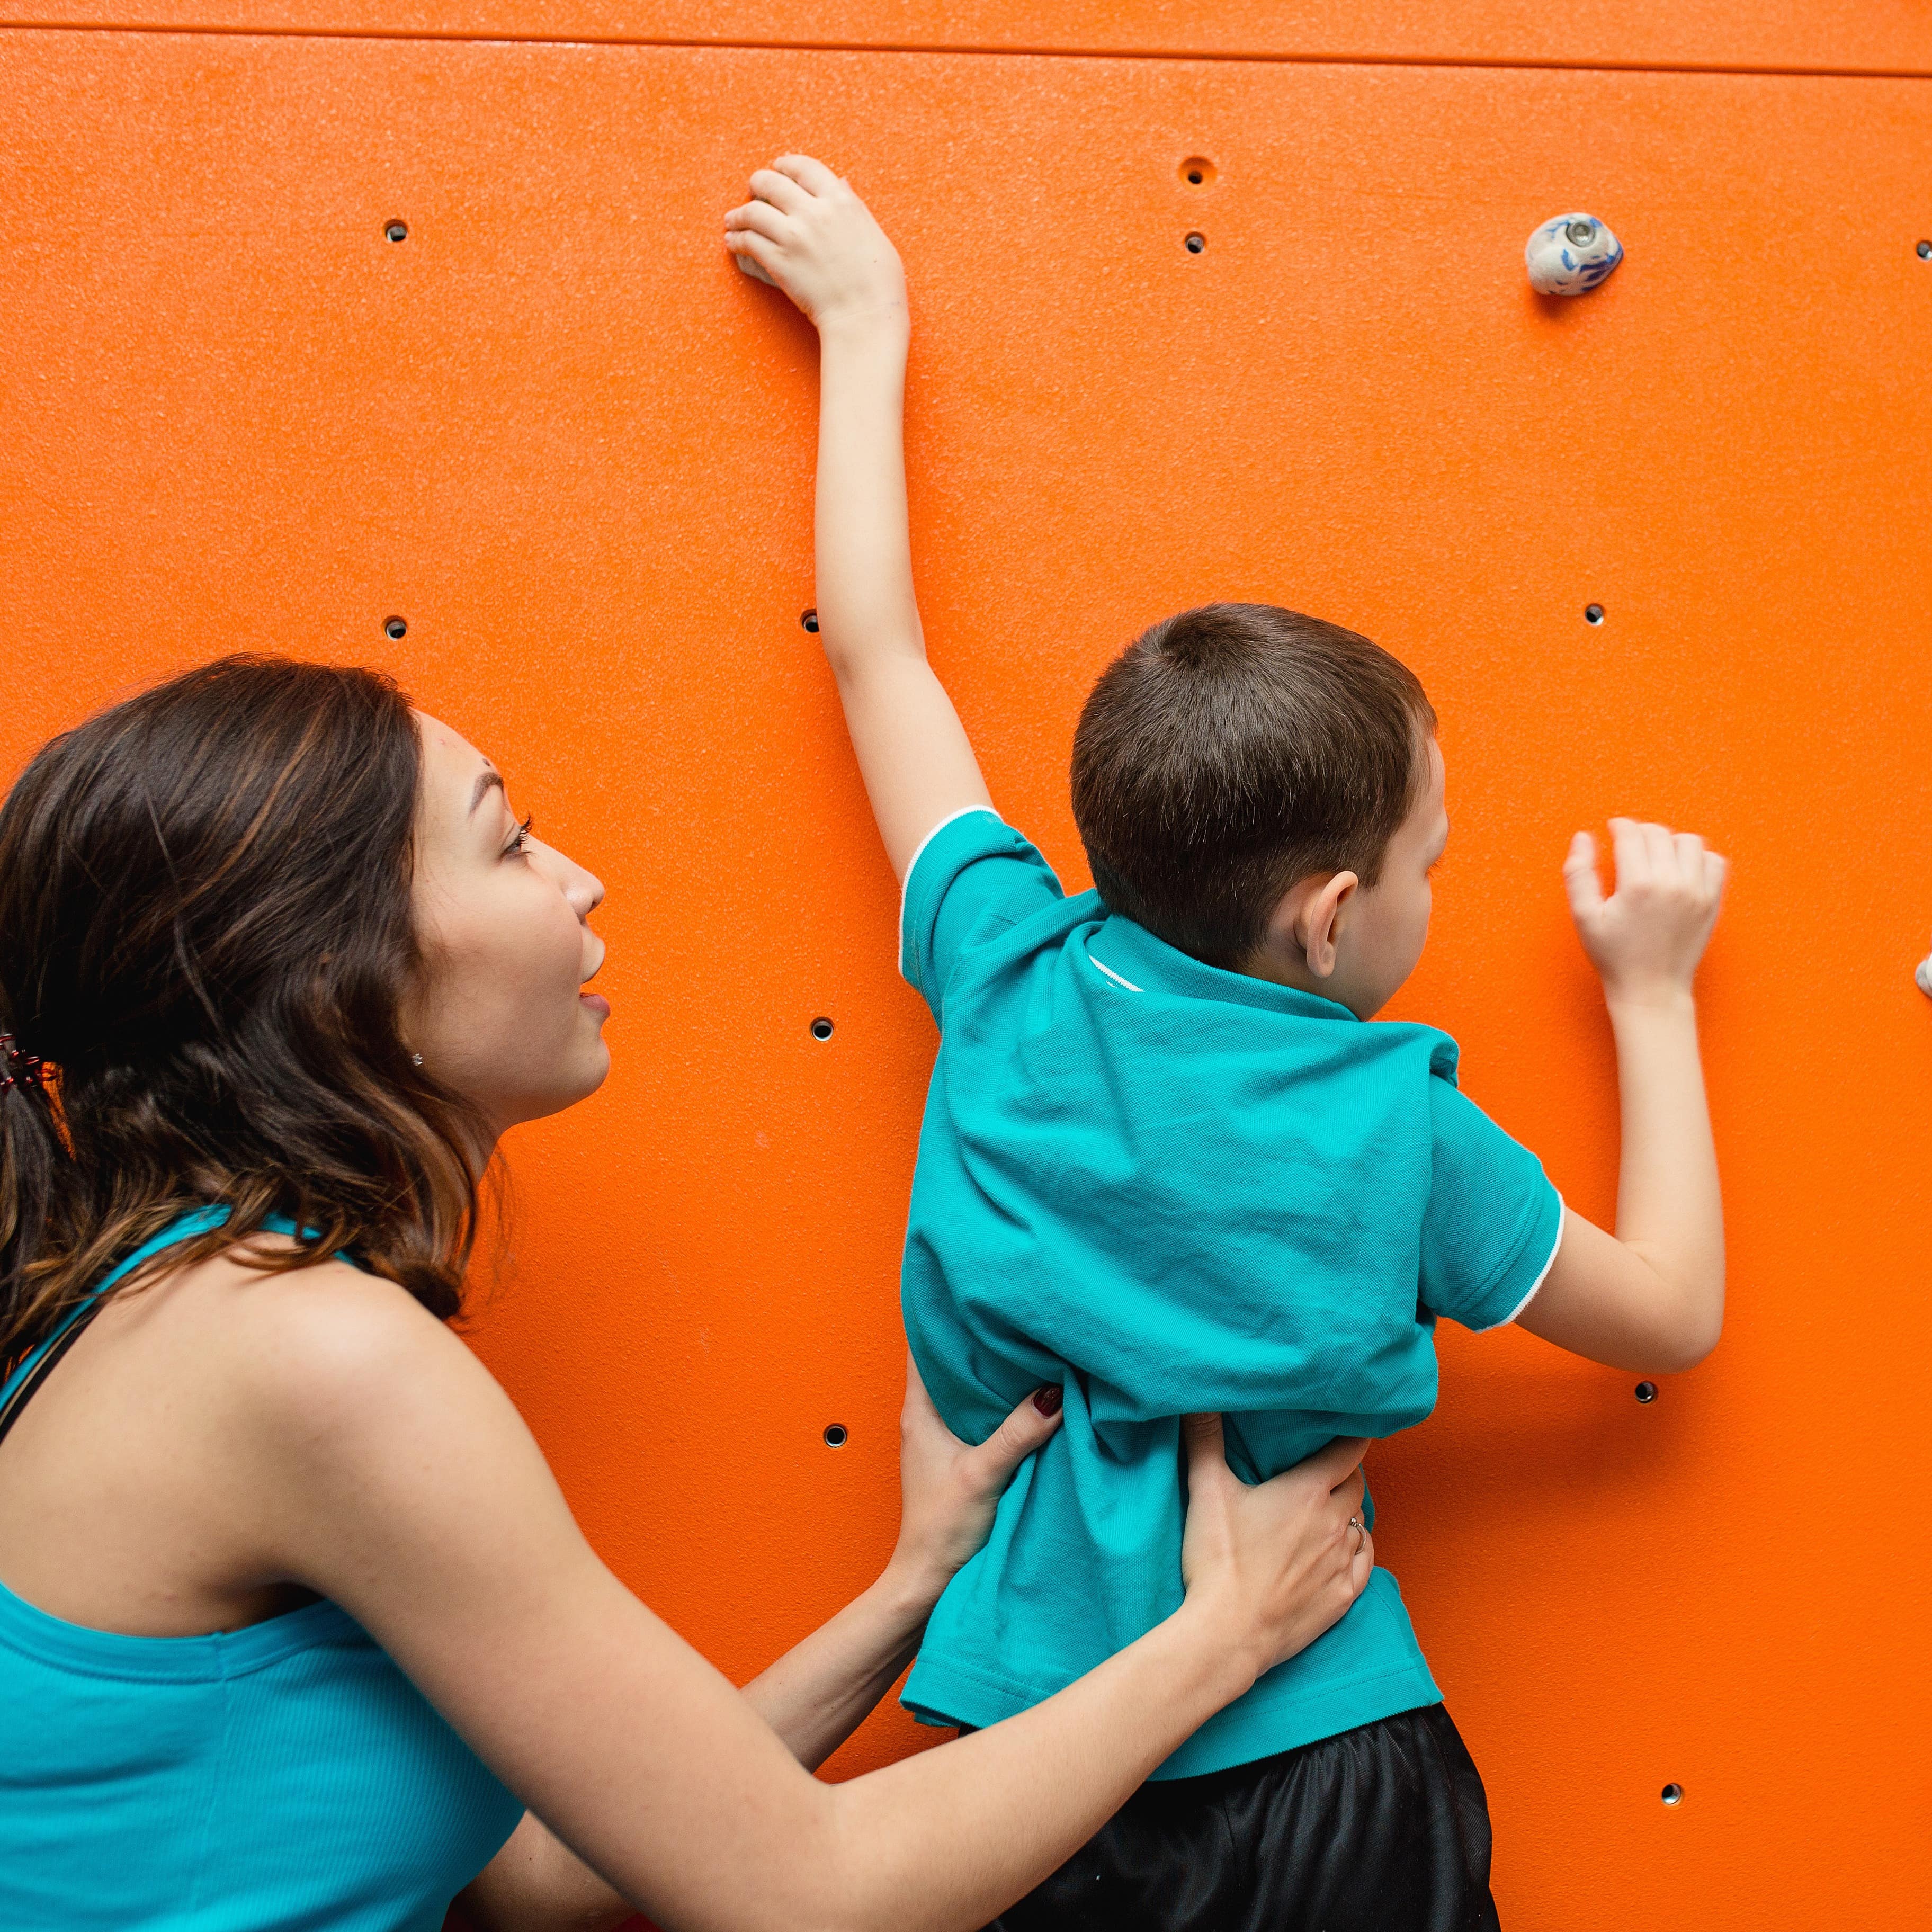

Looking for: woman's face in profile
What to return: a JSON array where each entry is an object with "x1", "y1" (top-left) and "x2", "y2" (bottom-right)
[{"x1": 405, "y1": 712, "x2": 610, "y2": 1137}]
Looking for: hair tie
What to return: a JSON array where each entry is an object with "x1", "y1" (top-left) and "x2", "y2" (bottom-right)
[{"x1": 0, "y1": 1033, "x2": 47, "y2": 1093}]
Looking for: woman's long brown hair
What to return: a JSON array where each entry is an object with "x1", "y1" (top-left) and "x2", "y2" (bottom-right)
[{"x1": 0, "y1": 656, "x2": 487, "y2": 1362}]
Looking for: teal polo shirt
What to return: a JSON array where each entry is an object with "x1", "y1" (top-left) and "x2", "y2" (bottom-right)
[{"x1": 897, "y1": 810, "x2": 1562, "y2": 1778}]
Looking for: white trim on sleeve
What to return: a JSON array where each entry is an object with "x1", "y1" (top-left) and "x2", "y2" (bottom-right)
[
  {"x1": 897, "y1": 806, "x2": 1003, "y2": 971},
  {"x1": 1479, "y1": 1198, "x2": 1566, "y2": 1332}
]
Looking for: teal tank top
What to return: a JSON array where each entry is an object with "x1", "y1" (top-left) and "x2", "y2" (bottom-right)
[{"x1": 0, "y1": 1211, "x2": 525, "y2": 1929}]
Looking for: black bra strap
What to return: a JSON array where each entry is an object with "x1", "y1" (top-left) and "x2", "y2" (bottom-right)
[{"x1": 0, "y1": 1298, "x2": 110, "y2": 1448}]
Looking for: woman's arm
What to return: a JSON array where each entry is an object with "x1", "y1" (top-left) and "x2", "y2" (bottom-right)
[
  {"x1": 458, "y1": 1362, "x2": 1065, "y2": 1929},
  {"x1": 740, "y1": 1362, "x2": 1062, "y2": 1769},
  {"x1": 456, "y1": 1812, "x2": 631, "y2": 1932},
  {"x1": 241, "y1": 1271, "x2": 1370, "y2": 1932}
]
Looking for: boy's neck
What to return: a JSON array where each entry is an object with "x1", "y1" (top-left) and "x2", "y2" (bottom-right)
[{"x1": 1235, "y1": 943, "x2": 1374, "y2": 1019}]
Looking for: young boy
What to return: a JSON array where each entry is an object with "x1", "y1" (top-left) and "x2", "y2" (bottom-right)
[{"x1": 727, "y1": 159, "x2": 1727, "y2": 1929}]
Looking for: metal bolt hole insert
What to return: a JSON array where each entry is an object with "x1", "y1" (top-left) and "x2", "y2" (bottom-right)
[
  {"x1": 1180, "y1": 157, "x2": 1216, "y2": 188},
  {"x1": 1635, "y1": 1381, "x2": 1658, "y2": 1403},
  {"x1": 809, "y1": 1017, "x2": 834, "y2": 1041},
  {"x1": 384, "y1": 221, "x2": 408, "y2": 243},
  {"x1": 1918, "y1": 240, "x2": 1932, "y2": 260},
  {"x1": 822, "y1": 1424, "x2": 848, "y2": 1447},
  {"x1": 1185, "y1": 232, "x2": 1206, "y2": 254},
  {"x1": 801, "y1": 608, "x2": 819, "y2": 632},
  {"x1": 1661, "y1": 1784, "x2": 1684, "y2": 1806},
  {"x1": 383, "y1": 616, "x2": 407, "y2": 640},
  {"x1": 1585, "y1": 604, "x2": 1605, "y2": 624}
]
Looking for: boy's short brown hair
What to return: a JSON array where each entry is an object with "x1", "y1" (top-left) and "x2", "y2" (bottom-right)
[{"x1": 1070, "y1": 603, "x2": 1437, "y2": 969}]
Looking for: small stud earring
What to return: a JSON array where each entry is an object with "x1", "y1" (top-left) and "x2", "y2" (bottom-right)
[{"x1": 410, "y1": 1053, "x2": 424, "y2": 1066}]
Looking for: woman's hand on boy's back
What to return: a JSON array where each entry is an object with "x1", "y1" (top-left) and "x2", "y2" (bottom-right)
[
  {"x1": 726, "y1": 154, "x2": 909, "y2": 339},
  {"x1": 1176, "y1": 1418, "x2": 1373, "y2": 1690},
  {"x1": 1563, "y1": 818, "x2": 1728, "y2": 1008},
  {"x1": 888, "y1": 1358, "x2": 1064, "y2": 1608},
  {"x1": 735, "y1": 1361, "x2": 1064, "y2": 1777}
]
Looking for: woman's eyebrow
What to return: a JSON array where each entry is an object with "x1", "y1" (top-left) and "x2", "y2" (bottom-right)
[{"x1": 468, "y1": 769, "x2": 505, "y2": 816}]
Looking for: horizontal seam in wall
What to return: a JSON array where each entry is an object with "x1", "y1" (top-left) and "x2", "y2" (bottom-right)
[{"x1": 1, "y1": 19, "x2": 1931, "y2": 83}]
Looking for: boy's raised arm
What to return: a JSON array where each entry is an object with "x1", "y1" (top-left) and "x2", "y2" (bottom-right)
[{"x1": 727, "y1": 155, "x2": 993, "y2": 879}]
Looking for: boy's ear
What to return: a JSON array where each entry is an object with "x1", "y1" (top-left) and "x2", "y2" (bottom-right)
[{"x1": 1266, "y1": 872, "x2": 1360, "y2": 979}]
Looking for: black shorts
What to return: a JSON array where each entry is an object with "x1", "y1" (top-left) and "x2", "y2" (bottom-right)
[{"x1": 979, "y1": 1704, "x2": 1500, "y2": 1932}]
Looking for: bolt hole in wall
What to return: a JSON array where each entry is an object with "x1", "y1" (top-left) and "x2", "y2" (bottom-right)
[
  {"x1": 1918, "y1": 240, "x2": 1932, "y2": 259},
  {"x1": 383, "y1": 615, "x2": 407, "y2": 639},
  {"x1": 1179, "y1": 156, "x2": 1217, "y2": 187},
  {"x1": 1634, "y1": 1380, "x2": 1658, "y2": 1403},
  {"x1": 809, "y1": 1017, "x2": 834, "y2": 1041},
  {"x1": 1585, "y1": 603, "x2": 1605, "y2": 624},
  {"x1": 1661, "y1": 1784, "x2": 1684, "y2": 1806},
  {"x1": 800, "y1": 607, "x2": 819, "y2": 632},
  {"x1": 822, "y1": 1424, "x2": 848, "y2": 1447},
  {"x1": 1185, "y1": 232, "x2": 1206, "y2": 254},
  {"x1": 384, "y1": 220, "x2": 407, "y2": 243}
]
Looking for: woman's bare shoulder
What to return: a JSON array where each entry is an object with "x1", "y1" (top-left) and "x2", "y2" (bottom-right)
[
  {"x1": 100, "y1": 1241, "x2": 484, "y2": 1440},
  {"x1": 212, "y1": 1247, "x2": 476, "y2": 1394},
  {"x1": 83, "y1": 1237, "x2": 549, "y2": 1553},
  {"x1": 149, "y1": 1242, "x2": 591, "y2": 1635},
  {"x1": 0, "y1": 1240, "x2": 526, "y2": 1636},
  {"x1": 165, "y1": 1245, "x2": 543, "y2": 1499}
]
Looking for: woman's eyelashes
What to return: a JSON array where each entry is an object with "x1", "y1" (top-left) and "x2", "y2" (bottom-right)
[{"x1": 503, "y1": 813, "x2": 535, "y2": 858}]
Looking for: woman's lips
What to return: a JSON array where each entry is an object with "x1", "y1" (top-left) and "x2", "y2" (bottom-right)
[{"x1": 579, "y1": 993, "x2": 611, "y2": 1019}]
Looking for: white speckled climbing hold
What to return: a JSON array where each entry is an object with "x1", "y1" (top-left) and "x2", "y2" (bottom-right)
[{"x1": 1526, "y1": 213, "x2": 1623, "y2": 296}]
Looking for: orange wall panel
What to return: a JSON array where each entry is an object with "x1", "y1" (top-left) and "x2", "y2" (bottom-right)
[
  {"x1": 4, "y1": 27, "x2": 1930, "y2": 1927},
  {"x1": 7, "y1": 1, "x2": 1932, "y2": 77}
]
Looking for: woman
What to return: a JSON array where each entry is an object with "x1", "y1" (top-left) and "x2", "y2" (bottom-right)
[{"x1": 0, "y1": 658, "x2": 1374, "y2": 1931}]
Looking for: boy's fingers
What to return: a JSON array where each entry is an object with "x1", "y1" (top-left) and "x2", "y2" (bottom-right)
[
  {"x1": 748, "y1": 167, "x2": 813, "y2": 214},
  {"x1": 1704, "y1": 848, "x2": 1730, "y2": 897},
  {"x1": 727, "y1": 200, "x2": 791, "y2": 244},
  {"x1": 726, "y1": 232, "x2": 783, "y2": 284},
  {"x1": 772, "y1": 153, "x2": 843, "y2": 195},
  {"x1": 1642, "y1": 821, "x2": 1677, "y2": 880},
  {"x1": 1562, "y1": 831, "x2": 1604, "y2": 918},
  {"x1": 1608, "y1": 817, "x2": 1649, "y2": 890},
  {"x1": 1562, "y1": 829, "x2": 1599, "y2": 876}
]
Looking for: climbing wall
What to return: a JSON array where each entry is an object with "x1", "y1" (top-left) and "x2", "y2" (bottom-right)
[{"x1": 4, "y1": 13, "x2": 1931, "y2": 1926}]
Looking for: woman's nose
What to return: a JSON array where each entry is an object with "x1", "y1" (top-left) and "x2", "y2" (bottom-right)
[
  {"x1": 570, "y1": 864, "x2": 606, "y2": 921},
  {"x1": 530, "y1": 839, "x2": 605, "y2": 919}
]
